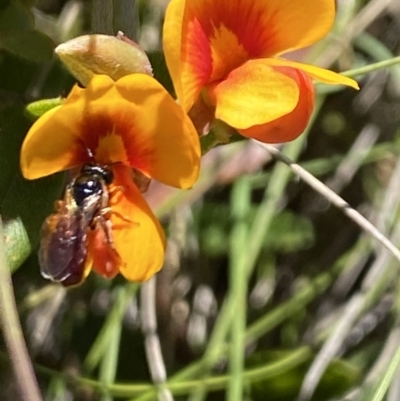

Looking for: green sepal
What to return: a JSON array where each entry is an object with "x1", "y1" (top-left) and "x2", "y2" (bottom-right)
[{"x1": 25, "y1": 98, "x2": 65, "y2": 121}]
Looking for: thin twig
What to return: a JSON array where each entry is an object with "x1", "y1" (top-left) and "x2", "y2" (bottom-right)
[
  {"x1": 342, "y1": 56, "x2": 400, "y2": 79},
  {"x1": 257, "y1": 142, "x2": 400, "y2": 401},
  {"x1": 0, "y1": 217, "x2": 42, "y2": 401},
  {"x1": 335, "y1": 321, "x2": 400, "y2": 401},
  {"x1": 297, "y1": 221, "x2": 400, "y2": 401},
  {"x1": 258, "y1": 142, "x2": 400, "y2": 263},
  {"x1": 141, "y1": 278, "x2": 174, "y2": 401},
  {"x1": 365, "y1": 320, "x2": 400, "y2": 388},
  {"x1": 369, "y1": 332, "x2": 400, "y2": 401}
]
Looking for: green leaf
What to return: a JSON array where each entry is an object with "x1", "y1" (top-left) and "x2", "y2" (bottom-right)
[
  {"x1": 0, "y1": 30, "x2": 54, "y2": 63},
  {"x1": 0, "y1": 106, "x2": 65, "y2": 260},
  {"x1": 0, "y1": 51, "x2": 40, "y2": 94},
  {"x1": 0, "y1": 0, "x2": 34, "y2": 35},
  {"x1": 3, "y1": 217, "x2": 31, "y2": 272}
]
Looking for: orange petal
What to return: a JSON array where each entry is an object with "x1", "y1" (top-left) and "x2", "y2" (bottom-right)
[
  {"x1": 21, "y1": 74, "x2": 201, "y2": 189},
  {"x1": 20, "y1": 104, "x2": 90, "y2": 180},
  {"x1": 163, "y1": 0, "x2": 335, "y2": 111},
  {"x1": 206, "y1": 60, "x2": 299, "y2": 130},
  {"x1": 110, "y1": 74, "x2": 201, "y2": 189},
  {"x1": 88, "y1": 225, "x2": 121, "y2": 279},
  {"x1": 163, "y1": 0, "x2": 211, "y2": 112},
  {"x1": 238, "y1": 66, "x2": 315, "y2": 143},
  {"x1": 76, "y1": 74, "x2": 200, "y2": 188},
  {"x1": 265, "y1": 58, "x2": 359, "y2": 89},
  {"x1": 256, "y1": 0, "x2": 335, "y2": 56},
  {"x1": 108, "y1": 165, "x2": 166, "y2": 282},
  {"x1": 20, "y1": 76, "x2": 117, "y2": 180}
]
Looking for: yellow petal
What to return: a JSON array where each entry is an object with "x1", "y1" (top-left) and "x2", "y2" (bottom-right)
[
  {"x1": 21, "y1": 74, "x2": 201, "y2": 189},
  {"x1": 20, "y1": 77, "x2": 116, "y2": 180},
  {"x1": 239, "y1": 67, "x2": 315, "y2": 143},
  {"x1": 109, "y1": 165, "x2": 166, "y2": 282},
  {"x1": 163, "y1": 0, "x2": 206, "y2": 112},
  {"x1": 266, "y1": 58, "x2": 359, "y2": 89},
  {"x1": 255, "y1": 0, "x2": 335, "y2": 56},
  {"x1": 207, "y1": 60, "x2": 299, "y2": 130},
  {"x1": 20, "y1": 104, "x2": 89, "y2": 180},
  {"x1": 112, "y1": 74, "x2": 201, "y2": 189},
  {"x1": 163, "y1": 0, "x2": 336, "y2": 111}
]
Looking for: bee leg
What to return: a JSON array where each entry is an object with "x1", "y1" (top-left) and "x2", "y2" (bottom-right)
[
  {"x1": 108, "y1": 185, "x2": 126, "y2": 197},
  {"x1": 99, "y1": 206, "x2": 134, "y2": 224},
  {"x1": 95, "y1": 216, "x2": 118, "y2": 250},
  {"x1": 103, "y1": 219, "x2": 116, "y2": 248}
]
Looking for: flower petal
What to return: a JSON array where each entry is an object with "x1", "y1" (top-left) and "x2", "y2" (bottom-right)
[
  {"x1": 207, "y1": 60, "x2": 299, "y2": 130},
  {"x1": 88, "y1": 225, "x2": 121, "y2": 279},
  {"x1": 163, "y1": 0, "x2": 335, "y2": 111},
  {"x1": 266, "y1": 58, "x2": 359, "y2": 89},
  {"x1": 239, "y1": 67, "x2": 315, "y2": 143},
  {"x1": 110, "y1": 74, "x2": 201, "y2": 189},
  {"x1": 20, "y1": 76, "x2": 116, "y2": 180},
  {"x1": 163, "y1": 0, "x2": 211, "y2": 112},
  {"x1": 20, "y1": 103, "x2": 89, "y2": 180},
  {"x1": 108, "y1": 165, "x2": 166, "y2": 282},
  {"x1": 256, "y1": 0, "x2": 335, "y2": 56},
  {"x1": 21, "y1": 74, "x2": 201, "y2": 189}
]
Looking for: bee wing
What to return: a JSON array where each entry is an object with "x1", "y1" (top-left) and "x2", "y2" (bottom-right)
[
  {"x1": 39, "y1": 212, "x2": 88, "y2": 284},
  {"x1": 80, "y1": 192, "x2": 106, "y2": 223}
]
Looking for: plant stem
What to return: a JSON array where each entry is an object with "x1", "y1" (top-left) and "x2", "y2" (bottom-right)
[
  {"x1": 0, "y1": 217, "x2": 42, "y2": 401},
  {"x1": 227, "y1": 178, "x2": 251, "y2": 401},
  {"x1": 342, "y1": 55, "x2": 400, "y2": 78}
]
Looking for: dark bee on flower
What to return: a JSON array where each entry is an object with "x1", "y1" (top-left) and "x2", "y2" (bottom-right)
[{"x1": 39, "y1": 163, "x2": 120, "y2": 286}]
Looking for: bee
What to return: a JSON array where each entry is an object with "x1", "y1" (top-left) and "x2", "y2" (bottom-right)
[{"x1": 39, "y1": 163, "x2": 121, "y2": 286}]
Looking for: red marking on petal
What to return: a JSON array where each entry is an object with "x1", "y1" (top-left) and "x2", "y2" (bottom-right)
[
  {"x1": 80, "y1": 113, "x2": 125, "y2": 157},
  {"x1": 78, "y1": 107, "x2": 150, "y2": 172},
  {"x1": 185, "y1": 16, "x2": 213, "y2": 85},
  {"x1": 187, "y1": 1, "x2": 272, "y2": 63},
  {"x1": 88, "y1": 224, "x2": 121, "y2": 279}
]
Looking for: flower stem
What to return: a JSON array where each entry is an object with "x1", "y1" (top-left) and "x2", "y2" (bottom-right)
[
  {"x1": 27, "y1": 346, "x2": 311, "y2": 397},
  {"x1": 342, "y1": 55, "x2": 400, "y2": 78},
  {"x1": 227, "y1": 178, "x2": 251, "y2": 401},
  {"x1": 0, "y1": 216, "x2": 42, "y2": 401}
]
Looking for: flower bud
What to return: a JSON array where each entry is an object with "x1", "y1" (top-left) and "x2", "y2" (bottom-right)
[{"x1": 56, "y1": 33, "x2": 152, "y2": 86}]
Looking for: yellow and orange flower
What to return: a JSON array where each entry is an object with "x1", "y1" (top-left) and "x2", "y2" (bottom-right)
[
  {"x1": 20, "y1": 74, "x2": 201, "y2": 282},
  {"x1": 163, "y1": 0, "x2": 359, "y2": 143}
]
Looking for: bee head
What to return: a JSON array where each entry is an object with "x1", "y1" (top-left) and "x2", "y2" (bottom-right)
[{"x1": 72, "y1": 164, "x2": 114, "y2": 207}]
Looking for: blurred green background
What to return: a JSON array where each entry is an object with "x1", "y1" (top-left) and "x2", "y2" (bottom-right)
[{"x1": 1, "y1": 0, "x2": 400, "y2": 400}]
